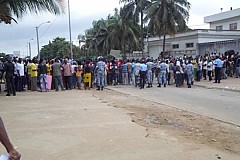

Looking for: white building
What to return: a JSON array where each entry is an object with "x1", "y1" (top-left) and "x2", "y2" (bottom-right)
[{"x1": 145, "y1": 8, "x2": 240, "y2": 59}]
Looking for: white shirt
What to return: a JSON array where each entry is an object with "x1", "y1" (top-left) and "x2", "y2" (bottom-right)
[{"x1": 16, "y1": 62, "x2": 25, "y2": 76}]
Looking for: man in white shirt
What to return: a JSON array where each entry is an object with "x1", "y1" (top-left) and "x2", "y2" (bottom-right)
[{"x1": 16, "y1": 58, "x2": 25, "y2": 92}]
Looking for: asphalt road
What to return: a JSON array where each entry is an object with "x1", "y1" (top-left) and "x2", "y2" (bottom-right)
[{"x1": 107, "y1": 85, "x2": 240, "y2": 126}]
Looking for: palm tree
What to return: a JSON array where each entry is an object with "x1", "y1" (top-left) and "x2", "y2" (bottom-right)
[
  {"x1": 110, "y1": 7, "x2": 140, "y2": 57},
  {"x1": 120, "y1": 0, "x2": 150, "y2": 56},
  {"x1": 145, "y1": 0, "x2": 190, "y2": 56},
  {"x1": 0, "y1": 0, "x2": 64, "y2": 24},
  {"x1": 84, "y1": 8, "x2": 140, "y2": 58}
]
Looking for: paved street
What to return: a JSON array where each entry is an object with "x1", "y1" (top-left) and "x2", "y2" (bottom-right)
[
  {"x1": 107, "y1": 83, "x2": 240, "y2": 126},
  {"x1": 0, "y1": 90, "x2": 239, "y2": 159}
]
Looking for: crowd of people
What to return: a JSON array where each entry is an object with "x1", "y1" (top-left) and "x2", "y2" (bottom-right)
[{"x1": 0, "y1": 51, "x2": 240, "y2": 96}]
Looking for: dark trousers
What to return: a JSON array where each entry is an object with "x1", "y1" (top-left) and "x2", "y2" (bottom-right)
[
  {"x1": 140, "y1": 71, "x2": 146, "y2": 88},
  {"x1": 196, "y1": 70, "x2": 201, "y2": 81},
  {"x1": 64, "y1": 76, "x2": 72, "y2": 90},
  {"x1": 6, "y1": 76, "x2": 15, "y2": 95},
  {"x1": 203, "y1": 69, "x2": 207, "y2": 80},
  {"x1": 18, "y1": 76, "x2": 24, "y2": 91},
  {"x1": 215, "y1": 67, "x2": 221, "y2": 83},
  {"x1": 208, "y1": 70, "x2": 212, "y2": 81}
]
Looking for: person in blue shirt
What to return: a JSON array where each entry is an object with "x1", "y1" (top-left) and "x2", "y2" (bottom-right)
[
  {"x1": 214, "y1": 56, "x2": 223, "y2": 83},
  {"x1": 121, "y1": 61, "x2": 128, "y2": 85},
  {"x1": 96, "y1": 56, "x2": 106, "y2": 90},
  {"x1": 139, "y1": 60, "x2": 147, "y2": 89}
]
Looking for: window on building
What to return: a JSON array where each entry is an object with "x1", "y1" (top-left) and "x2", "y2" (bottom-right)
[
  {"x1": 230, "y1": 23, "x2": 237, "y2": 30},
  {"x1": 186, "y1": 43, "x2": 194, "y2": 48},
  {"x1": 216, "y1": 25, "x2": 223, "y2": 31},
  {"x1": 172, "y1": 44, "x2": 179, "y2": 49}
]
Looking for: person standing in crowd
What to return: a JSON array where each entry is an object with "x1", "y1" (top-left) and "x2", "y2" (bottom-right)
[
  {"x1": 168, "y1": 60, "x2": 174, "y2": 85},
  {"x1": 62, "y1": 59, "x2": 72, "y2": 90},
  {"x1": 16, "y1": 58, "x2": 25, "y2": 92},
  {"x1": 110, "y1": 59, "x2": 117, "y2": 86},
  {"x1": 106, "y1": 60, "x2": 111, "y2": 85},
  {"x1": 235, "y1": 53, "x2": 240, "y2": 78},
  {"x1": 52, "y1": 59, "x2": 65, "y2": 91},
  {"x1": 0, "y1": 116, "x2": 21, "y2": 160},
  {"x1": 222, "y1": 58, "x2": 227, "y2": 79},
  {"x1": 214, "y1": 56, "x2": 223, "y2": 83},
  {"x1": 158, "y1": 60, "x2": 167, "y2": 88},
  {"x1": 207, "y1": 59, "x2": 213, "y2": 81},
  {"x1": 76, "y1": 61, "x2": 83, "y2": 90},
  {"x1": 202, "y1": 59, "x2": 207, "y2": 80},
  {"x1": 196, "y1": 59, "x2": 202, "y2": 81},
  {"x1": 4, "y1": 56, "x2": 16, "y2": 96},
  {"x1": 71, "y1": 61, "x2": 77, "y2": 89},
  {"x1": 133, "y1": 60, "x2": 141, "y2": 87},
  {"x1": 127, "y1": 60, "x2": 132, "y2": 85},
  {"x1": 186, "y1": 60, "x2": 194, "y2": 88},
  {"x1": 146, "y1": 59, "x2": 154, "y2": 88},
  {"x1": 139, "y1": 60, "x2": 147, "y2": 89},
  {"x1": 27, "y1": 59, "x2": 32, "y2": 90},
  {"x1": 0, "y1": 58, "x2": 4, "y2": 84},
  {"x1": 30, "y1": 59, "x2": 38, "y2": 91},
  {"x1": 96, "y1": 56, "x2": 106, "y2": 90},
  {"x1": 121, "y1": 61, "x2": 128, "y2": 85},
  {"x1": 38, "y1": 59, "x2": 48, "y2": 92},
  {"x1": 83, "y1": 61, "x2": 92, "y2": 90}
]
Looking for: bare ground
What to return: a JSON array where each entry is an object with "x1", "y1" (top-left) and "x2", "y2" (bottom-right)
[{"x1": 92, "y1": 89, "x2": 240, "y2": 155}]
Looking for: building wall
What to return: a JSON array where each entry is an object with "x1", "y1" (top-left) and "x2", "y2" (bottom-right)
[
  {"x1": 210, "y1": 16, "x2": 240, "y2": 30},
  {"x1": 198, "y1": 40, "x2": 240, "y2": 55}
]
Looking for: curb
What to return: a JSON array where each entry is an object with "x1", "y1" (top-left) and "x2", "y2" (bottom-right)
[{"x1": 193, "y1": 84, "x2": 240, "y2": 93}]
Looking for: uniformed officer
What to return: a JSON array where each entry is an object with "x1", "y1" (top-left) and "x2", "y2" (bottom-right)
[
  {"x1": 146, "y1": 59, "x2": 155, "y2": 88},
  {"x1": 158, "y1": 60, "x2": 167, "y2": 88},
  {"x1": 139, "y1": 60, "x2": 147, "y2": 89},
  {"x1": 96, "y1": 56, "x2": 105, "y2": 90},
  {"x1": 186, "y1": 60, "x2": 194, "y2": 88}
]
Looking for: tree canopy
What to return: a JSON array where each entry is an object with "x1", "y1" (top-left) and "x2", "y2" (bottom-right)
[
  {"x1": 0, "y1": 0, "x2": 64, "y2": 24},
  {"x1": 40, "y1": 37, "x2": 81, "y2": 59}
]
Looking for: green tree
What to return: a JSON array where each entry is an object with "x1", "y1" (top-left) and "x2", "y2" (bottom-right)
[
  {"x1": 84, "y1": 7, "x2": 140, "y2": 57},
  {"x1": 40, "y1": 37, "x2": 81, "y2": 59},
  {"x1": 120, "y1": 0, "x2": 150, "y2": 55},
  {"x1": 0, "y1": 0, "x2": 64, "y2": 24},
  {"x1": 145, "y1": 0, "x2": 190, "y2": 55}
]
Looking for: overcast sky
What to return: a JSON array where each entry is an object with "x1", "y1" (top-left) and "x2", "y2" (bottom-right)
[{"x1": 0, "y1": 0, "x2": 239, "y2": 57}]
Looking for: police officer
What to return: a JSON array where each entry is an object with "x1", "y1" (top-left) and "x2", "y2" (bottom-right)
[
  {"x1": 4, "y1": 55, "x2": 16, "y2": 96},
  {"x1": 96, "y1": 56, "x2": 105, "y2": 90},
  {"x1": 186, "y1": 60, "x2": 194, "y2": 88},
  {"x1": 158, "y1": 60, "x2": 167, "y2": 88},
  {"x1": 146, "y1": 59, "x2": 155, "y2": 88},
  {"x1": 139, "y1": 60, "x2": 147, "y2": 89}
]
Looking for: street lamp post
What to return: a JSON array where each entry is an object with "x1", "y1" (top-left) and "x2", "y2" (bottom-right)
[
  {"x1": 27, "y1": 38, "x2": 33, "y2": 59},
  {"x1": 68, "y1": 0, "x2": 73, "y2": 60},
  {"x1": 36, "y1": 21, "x2": 50, "y2": 61}
]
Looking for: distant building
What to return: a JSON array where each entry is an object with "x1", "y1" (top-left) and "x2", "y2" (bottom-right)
[{"x1": 145, "y1": 8, "x2": 240, "y2": 59}]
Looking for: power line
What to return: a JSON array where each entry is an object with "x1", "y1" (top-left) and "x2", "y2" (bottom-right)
[{"x1": 39, "y1": 16, "x2": 58, "y2": 39}]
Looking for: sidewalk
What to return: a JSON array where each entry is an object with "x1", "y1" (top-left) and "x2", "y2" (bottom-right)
[
  {"x1": 0, "y1": 90, "x2": 239, "y2": 159},
  {"x1": 194, "y1": 77, "x2": 240, "y2": 92}
]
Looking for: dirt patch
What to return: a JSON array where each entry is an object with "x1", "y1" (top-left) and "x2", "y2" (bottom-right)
[{"x1": 92, "y1": 89, "x2": 240, "y2": 155}]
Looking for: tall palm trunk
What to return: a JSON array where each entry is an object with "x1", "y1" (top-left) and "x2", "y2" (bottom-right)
[
  {"x1": 140, "y1": 9, "x2": 144, "y2": 57},
  {"x1": 162, "y1": 25, "x2": 166, "y2": 58}
]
